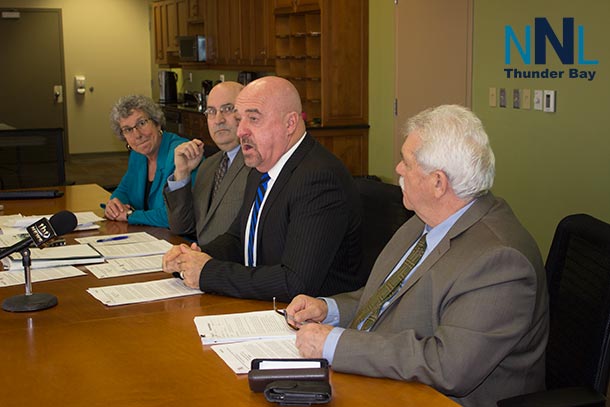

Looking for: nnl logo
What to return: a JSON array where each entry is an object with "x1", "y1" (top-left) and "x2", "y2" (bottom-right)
[{"x1": 505, "y1": 18, "x2": 598, "y2": 65}]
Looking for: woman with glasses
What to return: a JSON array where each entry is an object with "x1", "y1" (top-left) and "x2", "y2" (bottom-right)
[{"x1": 105, "y1": 95, "x2": 194, "y2": 227}]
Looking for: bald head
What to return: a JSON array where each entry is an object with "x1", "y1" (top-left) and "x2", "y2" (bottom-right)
[{"x1": 235, "y1": 76, "x2": 307, "y2": 172}]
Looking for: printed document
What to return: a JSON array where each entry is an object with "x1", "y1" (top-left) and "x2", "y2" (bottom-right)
[
  {"x1": 90, "y1": 239, "x2": 172, "y2": 259},
  {"x1": 87, "y1": 277, "x2": 201, "y2": 306},
  {"x1": 85, "y1": 255, "x2": 163, "y2": 278},
  {"x1": 0, "y1": 266, "x2": 87, "y2": 287},
  {"x1": 194, "y1": 310, "x2": 297, "y2": 345},
  {"x1": 212, "y1": 338, "x2": 301, "y2": 374},
  {"x1": 75, "y1": 232, "x2": 159, "y2": 246}
]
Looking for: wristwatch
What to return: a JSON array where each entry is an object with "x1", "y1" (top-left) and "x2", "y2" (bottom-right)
[{"x1": 126, "y1": 209, "x2": 133, "y2": 219}]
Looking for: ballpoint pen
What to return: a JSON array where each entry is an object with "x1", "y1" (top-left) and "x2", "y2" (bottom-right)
[{"x1": 96, "y1": 235, "x2": 129, "y2": 243}]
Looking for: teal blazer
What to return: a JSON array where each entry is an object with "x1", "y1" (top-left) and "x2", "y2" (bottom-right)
[{"x1": 111, "y1": 131, "x2": 194, "y2": 227}]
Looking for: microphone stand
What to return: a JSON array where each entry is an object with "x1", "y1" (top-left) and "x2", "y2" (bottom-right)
[{"x1": 2, "y1": 247, "x2": 58, "y2": 312}]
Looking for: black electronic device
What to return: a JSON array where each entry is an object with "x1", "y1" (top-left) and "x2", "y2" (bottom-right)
[{"x1": 0, "y1": 189, "x2": 63, "y2": 200}]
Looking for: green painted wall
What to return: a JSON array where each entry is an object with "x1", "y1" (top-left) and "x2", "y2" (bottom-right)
[
  {"x1": 368, "y1": 1, "x2": 609, "y2": 256},
  {"x1": 368, "y1": 1, "x2": 396, "y2": 183},
  {"x1": 472, "y1": 0, "x2": 610, "y2": 256}
]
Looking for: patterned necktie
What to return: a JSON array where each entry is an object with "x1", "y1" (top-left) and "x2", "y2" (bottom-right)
[
  {"x1": 247, "y1": 172, "x2": 270, "y2": 266},
  {"x1": 211, "y1": 153, "x2": 229, "y2": 201},
  {"x1": 349, "y1": 234, "x2": 427, "y2": 331}
]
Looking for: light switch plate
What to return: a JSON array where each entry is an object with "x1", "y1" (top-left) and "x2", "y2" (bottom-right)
[
  {"x1": 521, "y1": 89, "x2": 531, "y2": 109},
  {"x1": 534, "y1": 90, "x2": 543, "y2": 110},
  {"x1": 489, "y1": 87, "x2": 497, "y2": 107}
]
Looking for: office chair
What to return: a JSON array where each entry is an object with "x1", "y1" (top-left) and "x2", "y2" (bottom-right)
[
  {"x1": 353, "y1": 177, "x2": 414, "y2": 280},
  {"x1": 497, "y1": 214, "x2": 610, "y2": 407}
]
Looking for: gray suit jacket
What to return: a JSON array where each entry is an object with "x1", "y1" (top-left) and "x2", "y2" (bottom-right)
[
  {"x1": 331, "y1": 193, "x2": 549, "y2": 407},
  {"x1": 164, "y1": 150, "x2": 249, "y2": 245}
]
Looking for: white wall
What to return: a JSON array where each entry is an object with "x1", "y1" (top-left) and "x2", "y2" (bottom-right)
[{"x1": 0, "y1": 0, "x2": 152, "y2": 154}]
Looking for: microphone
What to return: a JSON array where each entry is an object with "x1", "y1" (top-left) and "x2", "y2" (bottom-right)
[
  {"x1": 0, "y1": 210, "x2": 78, "y2": 261},
  {"x1": 1, "y1": 210, "x2": 78, "y2": 313}
]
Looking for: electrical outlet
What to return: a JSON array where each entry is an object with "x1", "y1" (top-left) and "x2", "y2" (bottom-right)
[
  {"x1": 488, "y1": 87, "x2": 497, "y2": 107},
  {"x1": 534, "y1": 90, "x2": 543, "y2": 110},
  {"x1": 188, "y1": 72, "x2": 193, "y2": 82},
  {"x1": 522, "y1": 89, "x2": 531, "y2": 109},
  {"x1": 219, "y1": 74, "x2": 225, "y2": 82}
]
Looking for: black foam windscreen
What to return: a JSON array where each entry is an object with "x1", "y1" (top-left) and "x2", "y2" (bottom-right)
[{"x1": 49, "y1": 210, "x2": 78, "y2": 236}]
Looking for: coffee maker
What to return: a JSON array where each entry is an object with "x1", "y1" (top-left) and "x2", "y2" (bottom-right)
[{"x1": 158, "y1": 71, "x2": 178, "y2": 103}]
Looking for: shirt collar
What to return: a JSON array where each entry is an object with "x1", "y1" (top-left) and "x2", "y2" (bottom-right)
[{"x1": 267, "y1": 131, "x2": 307, "y2": 181}]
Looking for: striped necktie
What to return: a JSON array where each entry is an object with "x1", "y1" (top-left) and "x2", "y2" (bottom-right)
[
  {"x1": 349, "y1": 234, "x2": 427, "y2": 331},
  {"x1": 247, "y1": 172, "x2": 270, "y2": 266},
  {"x1": 211, "y1": 152, "x2": 229, "y2": 201}
]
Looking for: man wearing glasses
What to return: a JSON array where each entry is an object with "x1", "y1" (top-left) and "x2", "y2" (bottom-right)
[
  {"x1": 164, "y1": 81, "x2": 249, "y2": 246},
  {"x1": 163, "y1": 76, "x2": 365, "y2": 302}
]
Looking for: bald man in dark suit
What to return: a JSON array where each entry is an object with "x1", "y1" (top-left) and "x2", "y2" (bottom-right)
[{"x1": 163, "y1": 76, "x2": 365, "y2": 302}]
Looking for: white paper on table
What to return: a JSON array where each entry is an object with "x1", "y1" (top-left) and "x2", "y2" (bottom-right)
[
  {"x1": 85, "y1": 255, "x2": 163, "y2": 278},
  {"x1": 90, "y1": 239, "x2": 172, "y2": 259},
  {"x1": 5, "y1": 244, "x2": 105, "y2": 271},
  {"x1": 86, "y1": 277, "x2": 201, "y2": 306},
  {"x1": 211, "y1": 338, "x2": 301, "y2": 374},
  {"x1": 75, "y1": 232, "x2": 159, "y2": 246},
  {"x1": 0, "y1": 266, "x2": 87, "y2": 287},
  {"x1": 194, "y1": 310, "x2": 296, "y2": 345}
]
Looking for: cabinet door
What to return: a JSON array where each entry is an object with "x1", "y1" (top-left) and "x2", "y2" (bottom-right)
[
  {"x1": 250, "y1": 0, "x2": 275, "y2": 66},
  {"x1": 204, "y1": 0, "x2": 219, "y2": 64},
  {"x1": 153, "y1": 2, "x2": 167, "y2": 63},
  {"x1": 320, "y1": 0, "x2": 368, "y2": 126},
  {"x1": 217, "y1": 0, "x2": 246, "y2": 65},
  {"x1": 164, "y1": 0, "x2": 179, "y2": 52}
]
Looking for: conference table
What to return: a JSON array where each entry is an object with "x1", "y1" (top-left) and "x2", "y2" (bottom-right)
[{"x1": 0, "y1": 184, "x2": 459, "y2": 407}]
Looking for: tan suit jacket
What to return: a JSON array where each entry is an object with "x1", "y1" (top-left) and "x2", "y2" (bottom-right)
[
  {"x1": 164, "y1": 150, "x2": 249, "y2": 245},
  {"x1": 331, "y1": 193, "x2": 549, "y2": 407}
]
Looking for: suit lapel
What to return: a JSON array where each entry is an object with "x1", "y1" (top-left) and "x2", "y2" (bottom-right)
[
  {"x1": 383, "y1": 193, "x2": 497, "y2": 309},
  {"x1": 204, "y1": 151, "x2": 245, "y2": 224},
  {"x1": 257, "y1": 134, "x2": 315, "y2": 228}
]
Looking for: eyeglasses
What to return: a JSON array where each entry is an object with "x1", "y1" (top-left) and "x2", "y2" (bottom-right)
[
  {"x1": 273, "y1": 297, "x2": 299, "y2": 331},
  {"x1": 121, "y1": 118, "x2": 152, "y2": 136},
  {"x1": 203, "y1": 103, "x2": 236, "y2": 118}
]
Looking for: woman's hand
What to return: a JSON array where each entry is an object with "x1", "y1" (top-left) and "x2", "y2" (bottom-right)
[{"x1": 104, "y1": 198, "x2": 132, "y2": 222}]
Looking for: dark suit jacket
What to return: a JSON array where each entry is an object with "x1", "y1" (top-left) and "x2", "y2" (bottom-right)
[
  {"x1": 331, "y1": 193, "x2": 549, "y2": 407},
  {"x1": 164, "y1": 150, "x2": 249, "y2": 245},
  {"x1": 199, "y1": 133, "x2": 364, "y2": 302}
]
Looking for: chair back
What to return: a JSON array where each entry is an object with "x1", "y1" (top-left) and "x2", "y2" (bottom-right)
[
  {"x1": 354, "y1": 177, "x2": 414, "y2": 279},
  {"x1": 545, "y1": 214, "x2": 610, "y2": 395}
]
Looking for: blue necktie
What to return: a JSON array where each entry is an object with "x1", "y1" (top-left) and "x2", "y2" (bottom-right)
[{"x1": 247, "y1": 172, "x2": 270, "y2": 266}]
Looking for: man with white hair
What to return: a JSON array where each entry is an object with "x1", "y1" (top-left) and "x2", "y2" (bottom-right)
[{"x1": 285, "y1": 105, "x2": 549, "y2": 406}]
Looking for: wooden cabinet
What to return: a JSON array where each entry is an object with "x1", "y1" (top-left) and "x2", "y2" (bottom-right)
[
  {"x1": 181, "y1": 110, "x2": 215, "y2": 147},
  {"x1": 274, "y1": 0, "x2": 368, "y2": 127},
  {"x1": 309, "y1": 127, "x2": 368, "y2": 176},
  {"x1": 153, "y1": 0, "x2": 189, "y2": 64},
  {"x1": 274, "y1": 0, "x2": 319, "y2": 13},
  {"x1": 275, "y1": 0, "x2": 369, "y2": 175},
  {"x1": 155, "y1": 0, "x2": 275, "y2": 68}
]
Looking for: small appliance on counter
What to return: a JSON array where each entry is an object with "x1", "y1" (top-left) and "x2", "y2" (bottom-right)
[{"x1": 159, "y1": 71, "x2": 178, "y2": 104}]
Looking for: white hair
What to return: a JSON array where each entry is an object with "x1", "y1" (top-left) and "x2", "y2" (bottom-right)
[{"x1": 405, "y1": 105, "x2": 495, "y2": 200}]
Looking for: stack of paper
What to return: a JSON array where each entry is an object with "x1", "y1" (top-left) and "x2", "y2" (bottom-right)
[
  {"x1": 0, "y1": 266, "x2": 87, "y2": 287},
  {"x1": 194, "y1": 310, "x2": 297, "y2": 344},
  {"x1": 87, "y1": 277, "x2": 201, "y2": 306},
  {"x1": 193, "y1": 310, "x2": 301, "y2": 374},
  {"x1": 85, "y1": 255, "x2": 163, "y2": 279}
]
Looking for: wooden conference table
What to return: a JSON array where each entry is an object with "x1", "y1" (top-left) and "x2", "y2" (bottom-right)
[{"x1": 0, "y1": 184, "x2": 458, "y2": 407}]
